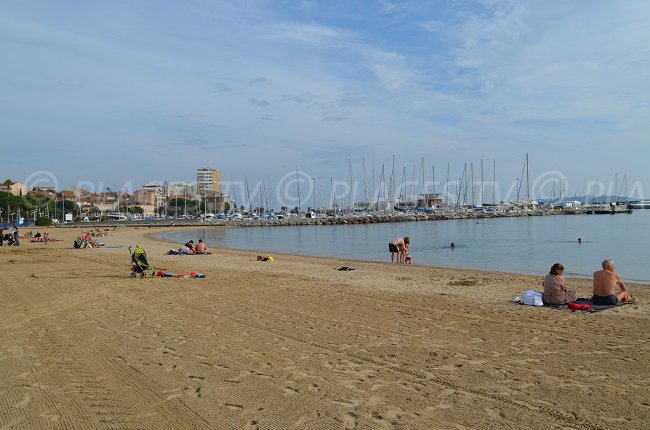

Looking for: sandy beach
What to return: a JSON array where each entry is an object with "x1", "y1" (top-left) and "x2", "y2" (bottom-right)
[{"x1": 1, "y1": 225, "x2": 648, "y2": 429}]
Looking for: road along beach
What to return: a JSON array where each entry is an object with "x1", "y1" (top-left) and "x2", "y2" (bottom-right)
[{"x1": 1, "y1": 226, "x2": 648, "y2": 429}]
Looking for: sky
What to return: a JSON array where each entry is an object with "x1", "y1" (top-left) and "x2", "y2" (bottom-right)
[{"x1": 2, "y1": 0, "x2": 650, "y2": 206}]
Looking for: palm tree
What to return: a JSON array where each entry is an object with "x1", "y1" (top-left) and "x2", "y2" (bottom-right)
[{"x1": 2, "y1": 180, "x2": 14, "y2": 223}]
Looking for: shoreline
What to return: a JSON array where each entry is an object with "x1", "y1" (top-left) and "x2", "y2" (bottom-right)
[
  {"x1": 152, "y1": 225, "x2": 650, "y2": 287},
  {"x1": 1, "y1": 226, "x2": 648, "y2": 428}
]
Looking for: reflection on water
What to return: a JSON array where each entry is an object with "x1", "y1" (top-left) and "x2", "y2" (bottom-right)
[{"x1": 160, "y1": 211, "x2": 650, "y2": 284}]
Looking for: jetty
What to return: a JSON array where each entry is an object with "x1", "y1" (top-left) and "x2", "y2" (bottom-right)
[{"x1": 52, "y1": 203, "x2": 633, "y2": 230}]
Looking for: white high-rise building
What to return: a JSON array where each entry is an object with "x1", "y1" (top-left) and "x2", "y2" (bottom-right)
[{"x1": 196, "y1": 168, "x2": 221, "y2": 193}]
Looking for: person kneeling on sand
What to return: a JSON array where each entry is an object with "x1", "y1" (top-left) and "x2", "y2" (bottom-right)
[
  {"x1": 542, "y1": 263, "x2": 577, "y2": 305},
  {"x1": 592, "y1": 259, "x2": 633, "y2": 305}
]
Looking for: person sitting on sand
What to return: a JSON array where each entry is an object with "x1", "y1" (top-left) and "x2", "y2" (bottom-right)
[
  {"x1": 178, "y1": 244, "x2": 194, "y2": 255},
  {"x1": 87, "y1": 235, "x2": 100, "y2": 248},
  {"x1": 194, "y1": 239, "x2": 208, "y2": 254},
  {"x1": 542, "y1": 263, "x2": 577, "y2": 305},
  {"x1": 592, "y1": 259, "x2": 634, "y2": 305}
]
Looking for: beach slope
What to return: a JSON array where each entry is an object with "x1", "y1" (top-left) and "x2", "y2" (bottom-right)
[{"x1": 1, "y1": 226, "x2": 648, "y2": 429}]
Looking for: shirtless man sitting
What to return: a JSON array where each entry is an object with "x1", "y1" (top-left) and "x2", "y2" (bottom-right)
[
  {"x1": 592, "y1": 259, "x2": 633, "y2": 305},
  {"x1": 195, "y1": 239, "x2": 209, "y2": 254}
]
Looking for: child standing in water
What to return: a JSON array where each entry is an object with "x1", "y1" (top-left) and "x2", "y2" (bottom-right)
[{"x1": 402, "y1": 239, "x2": 412, "y2": 264}]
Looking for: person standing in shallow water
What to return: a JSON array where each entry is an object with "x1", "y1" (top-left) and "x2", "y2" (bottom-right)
[
  {"x1": 399, "y1": 237, "x2": 410, "y2": 263},
  {"x1": 388, "y1": 237, "x2": 403, "y2": 263},
  {"x1": 388, "y1": 236, "x2": 410, "y2": 263},
  {"x1": 542, "y1": 263, "x2": 577, "y2": 305}
]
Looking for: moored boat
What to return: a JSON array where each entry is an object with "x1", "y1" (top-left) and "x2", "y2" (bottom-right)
[{"x1": 628, "y1": 200, "x2": 650, "y2": 209}]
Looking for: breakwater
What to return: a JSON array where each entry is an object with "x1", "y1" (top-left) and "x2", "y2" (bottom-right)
[{"x1": 58, "y1": 205, "x2": 633, "y2": 230}]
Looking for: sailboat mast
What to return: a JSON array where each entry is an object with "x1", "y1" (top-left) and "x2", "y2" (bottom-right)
[
  {"x1": 432, "y1": 165, "x2": 435, "y2": 196},
  {"x1": 470, "y1": 163, "x2": 474, "y2": 206},
  {"x1": 377, "y1": 165, "x2": 385, "y2": 211},
  {"x1": 390, "y1": 155, "x2": 395, "y2": 209},
  {"x1": 348, "y1": 158, "x2": 354, "y2": 210},
  {"x1": 481, "y1": 158, "x2": 484, "y2": 207},
  {"x1": 493, "y1": 159, "x2": 496, "y2": 204},
  {"x1": 372, "y1": 160, "x2": 375, "y2": 208},
  {"x1": 526, "y1": 153, "x2": 530, "y2": 201},
  {"x1": 445, "y1": 161, "x2": 450, "y2": 207},
  {"x1": 330, "y1": 177, "x2": 335, "y2": 211},
  {"x1": 362, "y1": 157, "x2": 368, "y2": 208},
  {"x1": 296, "y1": 168, "x2": 301, "y2": 213}
]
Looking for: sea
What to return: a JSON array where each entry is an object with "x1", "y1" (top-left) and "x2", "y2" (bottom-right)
[{"x1": 160, "y1": 210, "x2": 650, "y2": 284}]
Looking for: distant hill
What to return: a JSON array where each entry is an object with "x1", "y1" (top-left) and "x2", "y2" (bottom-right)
[{"x1": 540, "y1": 195, "x2": 643, "y2": 204}]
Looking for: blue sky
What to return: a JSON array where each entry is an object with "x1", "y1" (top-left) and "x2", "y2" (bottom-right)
[{"x1": 2, "y1": 0, "x2": 650, "y2": 204}]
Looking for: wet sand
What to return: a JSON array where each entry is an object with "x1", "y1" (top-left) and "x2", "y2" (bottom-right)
[{"x1": 1, "y1": 226, "x2": 648, "y2": 429}]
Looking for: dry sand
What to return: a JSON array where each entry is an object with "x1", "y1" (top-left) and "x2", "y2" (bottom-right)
[{"x1": 1, "y1": 225, "x2": 648, "y2": 429}]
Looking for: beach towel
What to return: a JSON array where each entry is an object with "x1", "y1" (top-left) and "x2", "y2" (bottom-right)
[
  {"x1": 567, "y1": 303, "x2": 592, "y2": 311},
  {"x1": 156, "y1": 271, "x2": 205, "y2": 278},
  {"x1": 516, "y1": 297, "x2": 636, "y2": 313},
  {"x1": 167, "y1": 250, "x2": 211, "y2": 255},
  {"x1": 256, "y1": 255, "x2": 275, "y2": 262}
]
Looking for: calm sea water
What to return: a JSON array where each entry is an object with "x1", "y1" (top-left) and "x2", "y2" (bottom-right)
[{"x1": 160, "y1": 210, "x2": 650, "y2": 284}]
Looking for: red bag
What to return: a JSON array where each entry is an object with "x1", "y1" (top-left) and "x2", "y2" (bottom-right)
[{"x1": 567, "y1": 303, "x2": 592, "y2": 311}]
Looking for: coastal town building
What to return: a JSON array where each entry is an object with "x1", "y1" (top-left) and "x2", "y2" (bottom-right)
[
  {"x1": 202, "y1": 190, "x2": 234, "y2": 214},
  {"x1": 417, "y1": 193, "x2": 444, "y2": 209},
  {"x1": 196, "y1": 168, "x2": 221, "y2": 193},
  {"x1": 166, "y1": 182, "x2": 194, "y2": 198},
  {"x1": 0, "y1": 182, "x2": 28, "y2": 196}
]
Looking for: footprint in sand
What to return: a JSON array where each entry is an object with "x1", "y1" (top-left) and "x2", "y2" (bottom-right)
[
  {"x1": 245, "y1": 419, "x2": 259, "y2": 430},
  {"x1": 39, "y1": 410, "x2": 60, "y2": 423},
  {"x1": 283, "y1": 386, "x2": 299, "y2": 395},
  {"x1": 308, "y1": 383, "x2": 319, "y2": 392},
  {"x1": 187, "y1": 375, "x2": 205, "y2": 381},
  {"x1": 224, "y1": 403, "x2": 244, "y2": 411},
  {"x1": 187, "y1": 386, "x2": 201, "y2": 398},
  {"x1": 1, "y1": 415, "x2": 26, "y2": 428},
  {"x1": 343, "y1": 411, "x2": 358, "y2": 429},
  {"x1": 15, "y1": 395, "x2": 31, "y2": 408}
]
